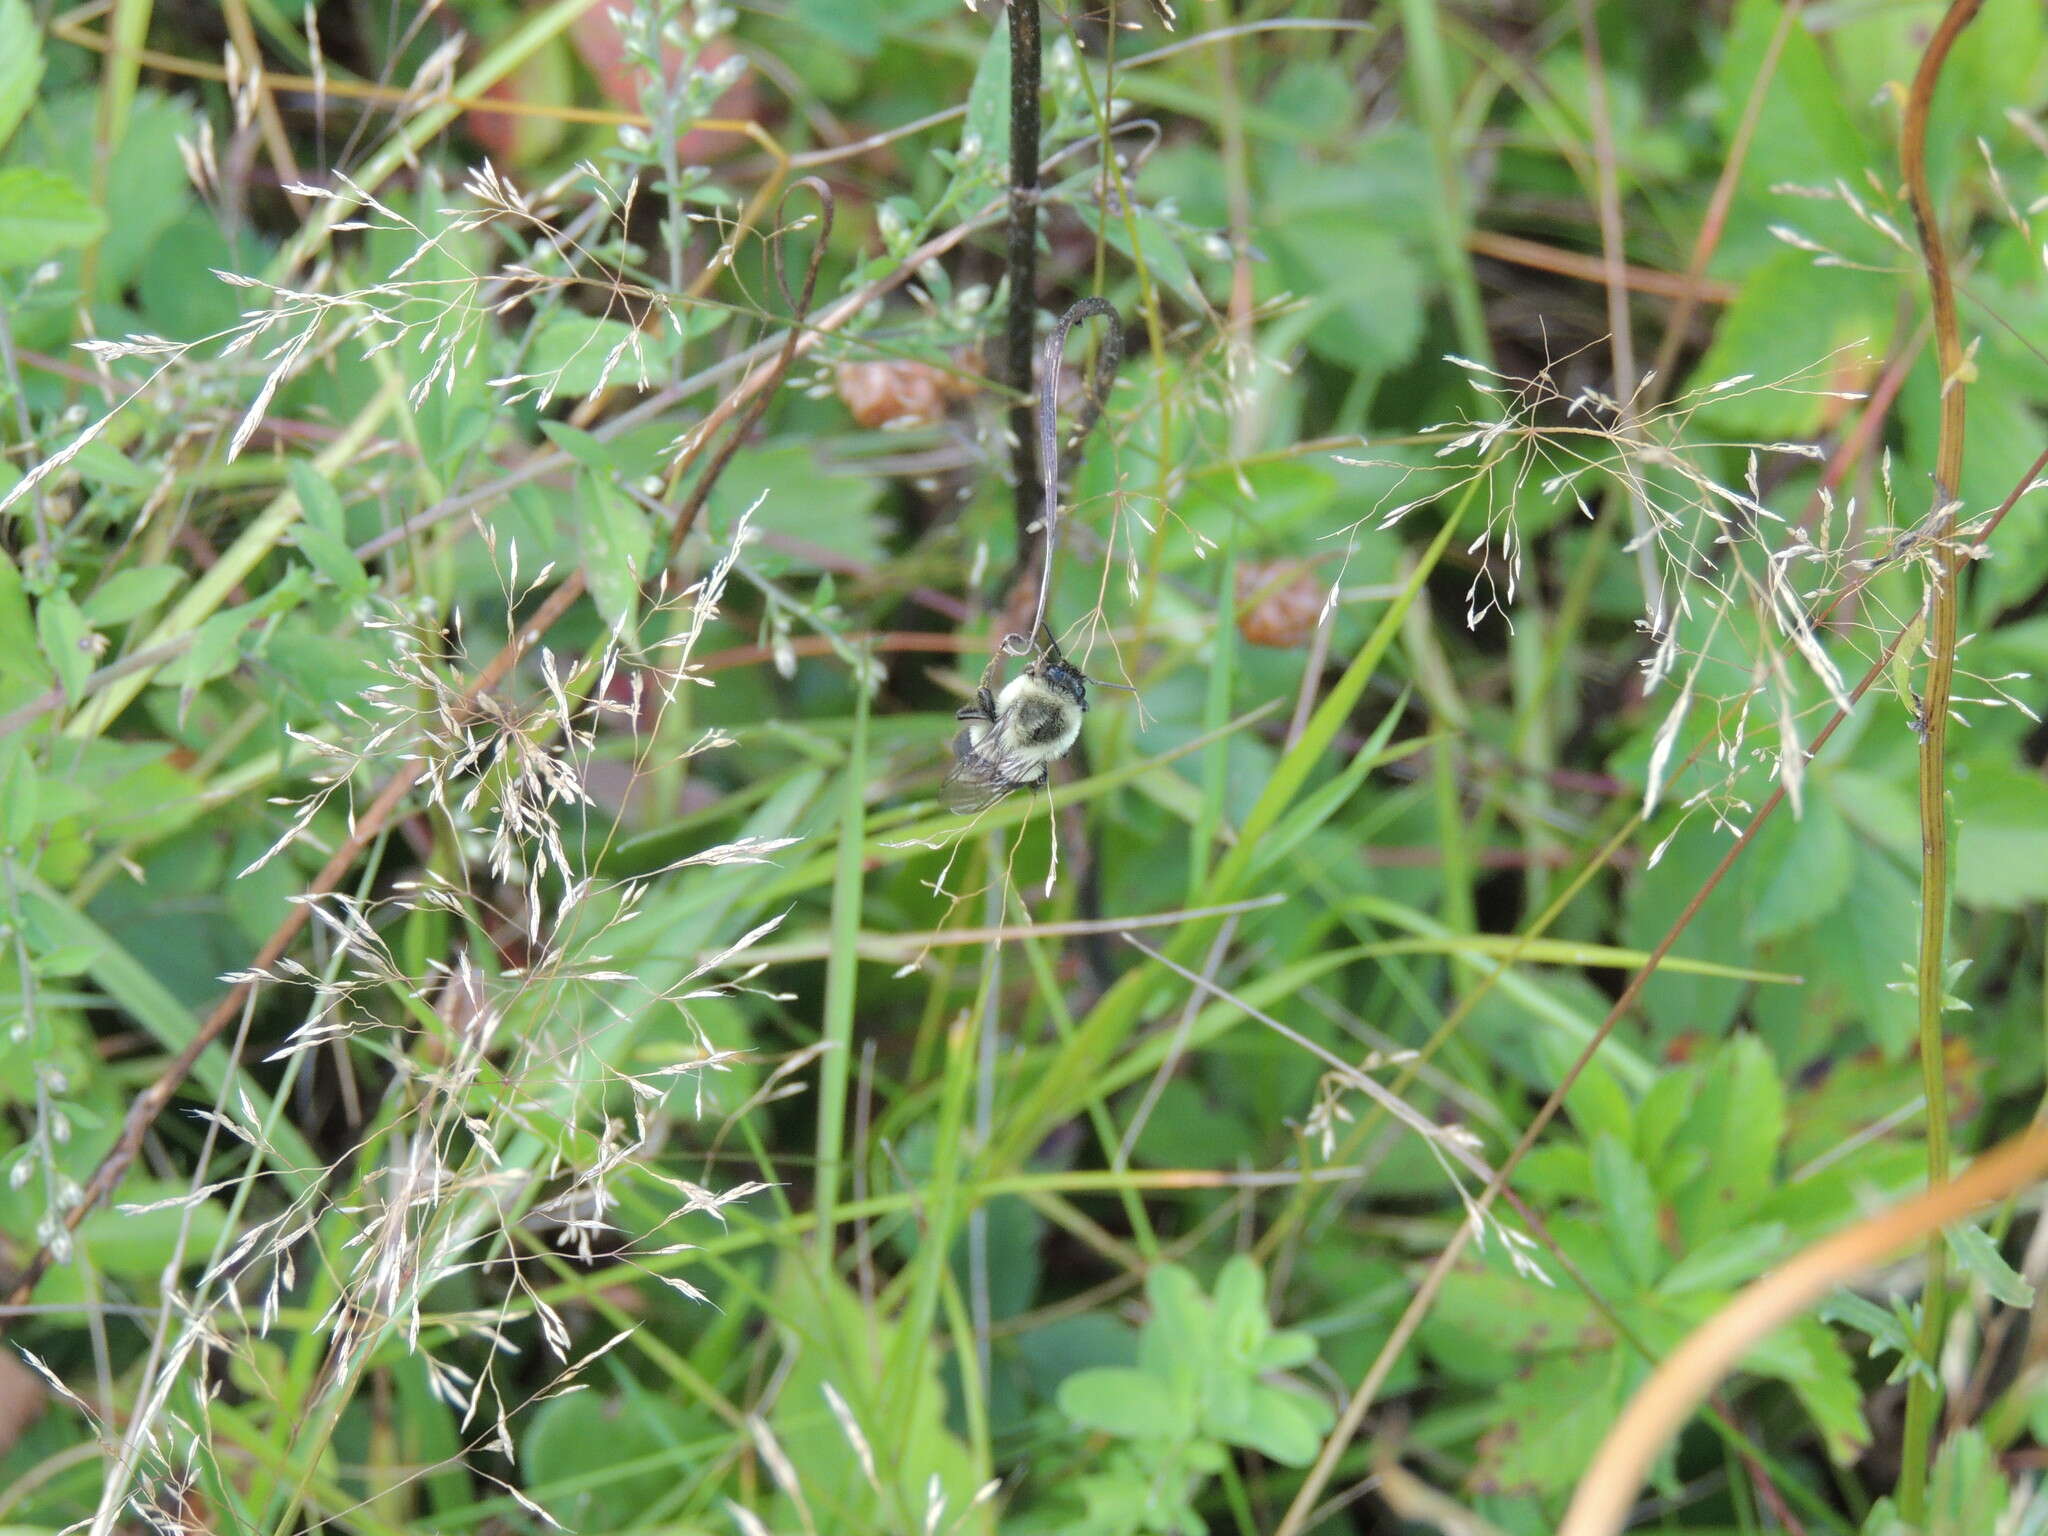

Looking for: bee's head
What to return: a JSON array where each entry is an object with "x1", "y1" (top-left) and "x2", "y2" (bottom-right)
[{"x1": 1034, "y1": 655, "x2": 1088, "y2": 709}]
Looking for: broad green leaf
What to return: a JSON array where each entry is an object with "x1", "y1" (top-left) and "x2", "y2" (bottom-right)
[
  {"x1": 1016, "y1": 1314, "x2": 1138, "y2": 1403},
  {"x1": 1821, "y1": 1291, "x2": 1933, "y2": 1388},
  {"x1": 1688, "y1": 251, "x2": 1890, "y2": 437},
  {"x1": 960, "y1": 18, "x2": 1010, "y2": 165},
  {"x1": 521, "y1": 1389, "x2": 707, "y2": 1531},
  {"x1": 524, "y1": 313, "x2": 674, "y2": 397},
  {"x1": 1423, "y1": 1270, "x2": 1603, "y2": 1376},
  {"x1": 1212, "y1": 1253, "x2": 1267, "y2": 1350},
  {"x1": 14, "y1": 86, "x2": 193, "y2": 293},
  {"x1": 1926, "y1": 1429, "x2": 2009, "y2": 1536},
  {"x1": 1827, "y1": 844, "x2": 1919, "y2": 1058},
  {"x1": 575, "y1": 472, "x2": 649, "y2": 641},
  {"x1": 1953, "y1": 764, "x2": 2048, "y2": 910},
  {"x1": 286, "y1": 461, "x2": 347, "y2": 538},
  {"x1": 158, "y1": 605, "x2": 256, "y2": 689},
  {"x1": 1592, "y1": 1134, "x2": 1663, "y2": 1291},
  {"x1": 1747, "y1": 793, "x2": 1852, "y2": 942},
  {"x1": 289, "y1": 521, "x2": 371, "y2": 599},
  {"x1": 0, "y1": 0, "x2": 42, "y2": 148},
  {"x1": 1250, "y1": 1327, "x2": 1318, "y2": 1374},
  {"x1": 0, "y1": 547, "x2": 49, "y2": 690},
  {"x1": 1058, "y1": 1366, "x2": 1190, "y2": 1442},
  {"x1": 1534, "y1": 1028, "x2": 1633, "y2": 1149},
  {"x1": 1946, "y1": 1222, "x2": 2035, "y2": 1308},
  {"x1": 1473, "y1": 1352, "x2": 1626, "y2": 1496},
  {"x1": 1668, "y1": 1036, "x2": 1784, "y2": 1247},
  {"x1": 538, "y1": 417, "x2": 619, "y2": 473},
  {"x1": 1270, "y1": 226, "x2": 1425, "y2": 377},
  {"x1": 1708, "y1": 0, "x2": 1874, "y2": 275},
  {"x1": 791, "y1": 0, "x2": 884, "y2": 57},
  {"x1": 77, "y1": 1178, "x2": 228, "y2": 1277},
  {"x1": 1140, "y1": 1263, "x2": 1214, "y2": 1390},
  {"x1": 1658, "y1": 1222, "x2": 1788, "y2": 1296},
  {"x1": 1620, "y1": 818, "x2": 1750, "y2": 1047},
  {"x1": 0, "y1": 742, "x2": 36, "y2": 845},
  {"x1": 1634, "y1": 1066, "x2": 1695, "y2": 1178},
  {"x1": 0, "y1": 166, "x2": 106, "y2": 269},
  {"x1": 1748, "y1": 1317, "x2": 1869, "y2": 1465},
  {"x1": 80, "y1": 568, "x2": 182, "y2": 628},
  {"x1": 706, "y1": 441, "x2": 885, "y2": 563},
  {"x1": 35, "y1": 589, "x2": 92, "y2": 703},
  {"x1": 1213, "y1": 1382, "x2": 1329, "y2": 1468}
]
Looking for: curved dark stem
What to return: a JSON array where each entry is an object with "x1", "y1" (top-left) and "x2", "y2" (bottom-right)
[
  {"x1": 1009, "y1": 297, "x2": 1124, "y2": 654},
  {"x1": 1005, "y1": 0, "x2": 1044, "y2": 553},
  {"x1": 659, "y1": 176, "x2": 837, "y2": 571}
]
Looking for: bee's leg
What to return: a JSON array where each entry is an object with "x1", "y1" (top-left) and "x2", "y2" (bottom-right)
[{"x1": 955, "y1": 687, "x2": 997, "y2": 723}]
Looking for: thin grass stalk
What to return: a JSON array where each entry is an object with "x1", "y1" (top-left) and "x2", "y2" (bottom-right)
[
  {"x1": 1397, "y1": 0, "x2": 1489, "y2": 364},
  {"x1": 1048, "y1": 15, "x2": 1176, "y2": 641},
  {"x1": 813, "y1": 645, "x2": 872, "y2": 1285},
  {"x1": 1895, "y1": 0, "x2": 1983, "y2": 1516},
  {"x1": 79, "y1": 0, "x2": 152, "y2": 304}
]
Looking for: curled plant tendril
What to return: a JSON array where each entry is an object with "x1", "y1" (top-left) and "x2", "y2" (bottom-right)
[{"x1": 1004, "y1": 296, "x2": 1124, "y2": 657}]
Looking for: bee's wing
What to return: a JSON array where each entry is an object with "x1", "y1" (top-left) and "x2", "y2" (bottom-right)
[
  {"x1": 942, "y1": 747, "x2": 1023, "y2": 815},
  {"x1": 942, "y1": 701, "x2": 1043, "y2": 815}
]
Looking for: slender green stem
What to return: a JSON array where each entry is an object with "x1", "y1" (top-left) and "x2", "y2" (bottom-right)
[
  {"x1": 813, "y1": 649, "x2": 871, "y2": 1281},
  {"x1": 1896, "y1": 0, "x2": 1982, "y2": 1517},
  {"x1": 1398, "y1": 0, "x2": 1489, "y2": 363}
]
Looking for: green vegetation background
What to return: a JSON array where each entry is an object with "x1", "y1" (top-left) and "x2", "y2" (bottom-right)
[{"x1": 2, "y1": 1, "x2": 2048, "y2": 1533}]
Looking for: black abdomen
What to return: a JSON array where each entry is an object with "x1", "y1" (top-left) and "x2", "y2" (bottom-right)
[{"x1": 1015, "y1": 698, "x2": 1070, "y2": 745}]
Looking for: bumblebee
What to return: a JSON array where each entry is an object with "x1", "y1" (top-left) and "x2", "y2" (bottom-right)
[{"x1": 943, "y1": 640, "x2": 1091, "y2": 814}]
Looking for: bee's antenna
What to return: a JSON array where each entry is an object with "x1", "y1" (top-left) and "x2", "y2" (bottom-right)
[{"x1": 1004, "y1": 298, "x2": 1124, "y2": 658}]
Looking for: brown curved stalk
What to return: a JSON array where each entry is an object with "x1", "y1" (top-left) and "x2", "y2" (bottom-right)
[{"x1": 1560, "y1": 1119, "x2": 2048, "y2": 1536}]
